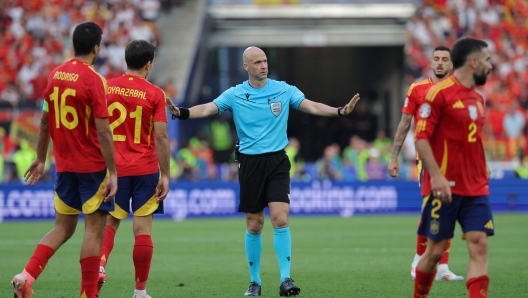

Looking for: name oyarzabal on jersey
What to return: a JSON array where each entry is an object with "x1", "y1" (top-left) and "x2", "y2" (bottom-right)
[
  {"x1": 213, "y1": 79, "x2": 305, "y2": 155},
  {"x1": 414, "y1": 76, "x2": 488, "y2": 197},
  {"x1": 44, "y1": 59, "x2": 109, "y2": 173},
  {"x1": 107, "y1": 74, "x2": 168, "y2": 177}
]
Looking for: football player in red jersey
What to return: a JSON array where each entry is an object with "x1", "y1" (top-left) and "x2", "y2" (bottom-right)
[
  {"x1": 12, "y1": 22, "x2": 117, "y2": 298},
  {"x1": 413, "y1": 37, "x2": 493, "y2": 298},
  {"x1": 97, "y1": 40, "x2": 170, "y2": 298},
  {"x1": 388, "y1": 46, "x2": 463, "y2": 281}
]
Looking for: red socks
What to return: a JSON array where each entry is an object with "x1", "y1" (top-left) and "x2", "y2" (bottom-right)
[
  {"x1": 133, "y1": 235, "x2": 153, "y2": 290},
  {"x1": 100, "y1": 226, "x2": 116, "y2": 268},
  {"x1": 80, "y1": 256, "x2": 100, "y2": 298},
  {"x1": 438, "y1": 239, "x2": 451, "y2": 265},
  {"x1": 23, "y1": 244, "x2": 55, "y2": 280},
  {"x1": 413, "y1": 269, "x2": 436, "y2": 298},
  {"x1": 416, "y1": 234, "x2": 428, "y2": 256},
  {"x1": 466, "y1": 275, "x2": 489, "y2": 298}
]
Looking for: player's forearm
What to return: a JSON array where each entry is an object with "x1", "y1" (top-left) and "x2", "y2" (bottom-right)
[
  {"x1": 97, "y1": 129, "x2": 117, "y2": 175},
  {"x1": 35, "y1": 113, "x2": 50, "y2": 162},
  {"x1": 415, "y1": 139, "x2": 442, "y2": 177},
  {"x1": 390, "y1": 113, "x2": 413, "y2": 158},
  {"x1": 155, "y1": 135, "x2": 170, "y2": 178},
  {"x1": 299, "y1": 100, "x2": 340, "y2": 117}
]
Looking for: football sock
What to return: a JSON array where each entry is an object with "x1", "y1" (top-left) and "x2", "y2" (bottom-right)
[
  {"x1": 466, "y1": 275, "x2": 489, "y2": 298},
  {"x1": 133, "y1": 235, "x2": 153, "y2": 291},
  {"x1": 416, "y1": 234, "x2": 428, "y2": 256},
  {"x1": 273, "y1": 227, "x2": 292, "y2": 283},
  {"x1": 100, "y1": 225, "x2": 116, "y2": 268},
  {"x1": 413, "y1": 268, "x2": 436, "y2": 298},
  {"x1": 245, "y1": 230, "x2": 262, "y2": 285},
  {"x1": 438, "y1": 239, "x2": 451, "y2": 265},
  {"x1": 23, "y1": 244, "x2": 55, "y2": 280},
  {"x1": 80, "y1": 256, "x2": 100, "y2": 298}
]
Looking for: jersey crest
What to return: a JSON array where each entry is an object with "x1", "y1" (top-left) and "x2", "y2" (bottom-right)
[{"x1": 270, "y1": 102, "x2": 282, "y2": 116}]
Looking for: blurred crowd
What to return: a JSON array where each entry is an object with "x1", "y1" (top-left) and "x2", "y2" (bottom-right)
[
  {"x1": 3, "y1": 0, "x2": 528, "y2": 183},
  {"x1": 405, "y1": 0, "x2": 528, "y2": 162}
]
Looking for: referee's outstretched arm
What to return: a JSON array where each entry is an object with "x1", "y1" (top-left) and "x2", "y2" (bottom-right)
[
  {"x1": 166, "y1": 97, "x2": 218, "y2": 120},
  {"x1": 298, "y1": 93, "x2": 360, "y2": 117}
]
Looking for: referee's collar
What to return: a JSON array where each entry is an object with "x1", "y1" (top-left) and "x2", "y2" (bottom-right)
[{"x1": 246, "y1": 79, "x2": 268, "y2": 90}]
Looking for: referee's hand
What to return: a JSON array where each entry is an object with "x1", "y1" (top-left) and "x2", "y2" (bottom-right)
[
  {"x1": 165, "y1": 96, "x2": 180, "y2": 117},
  {"x1": 342, "y1": 93, "x2": 361, "y2": 116}
]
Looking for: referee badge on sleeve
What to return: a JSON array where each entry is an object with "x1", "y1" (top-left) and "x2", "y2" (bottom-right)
[{"x1": 270, "y1": 102, "x2": 282, "y2": 116}]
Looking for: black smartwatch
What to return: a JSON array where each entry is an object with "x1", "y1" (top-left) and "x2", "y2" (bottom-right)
[{"x1": 337, "y1": 107, "x2": 344, "y2": 117}]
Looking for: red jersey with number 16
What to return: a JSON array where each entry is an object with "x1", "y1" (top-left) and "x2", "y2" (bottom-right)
[
  {"x1": 415, "y1": 76, "x2": 488, "y2": 197},
  {"x1": 107, "y1": 74, "x2": 167, "y2": 177},
  {"x1": 44, "y1": 59, "x2": 109, "y2": 173}
]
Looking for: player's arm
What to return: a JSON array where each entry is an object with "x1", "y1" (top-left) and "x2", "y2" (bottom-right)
[
  {"x1": 298, "y1": 93, "x2": 360, "y2": 117},
  {"x1": 95, "y1": 118, "x2": 118, "y2": 201},
  {"x1": 154, "y1": 121, "x2": 170, "y2": 201},
  {"x1": 414, "y1": 91, "x2": 451, "y2": 203},
  {"x1": 387, "y1": 112, "x2": 413, "y2": 177},
  {"x1": 166, "y1": 97, "x2": 218, "y2": 119},
  {"x1": 24, "y1": 110, "x2": 50, "y2": 186}
]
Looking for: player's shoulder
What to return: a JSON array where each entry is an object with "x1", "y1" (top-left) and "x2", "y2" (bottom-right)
[
  {"x1": 425, "y1": 76, "x2": 459, "y2": 102},
  {"x1": 407, "y1": 78, "x2": 433, "y2": 96},
  {"x1": 144, "y1": 80, "x2": 166, "y2": 97}
]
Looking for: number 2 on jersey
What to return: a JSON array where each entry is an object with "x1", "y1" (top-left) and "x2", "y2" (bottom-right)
[
  {"x1": 108, "y1": 102, "x2": 143, "y2": 144},
  {"x1": 468, "y1": 123, "x2": 477, "y2": 143},
  {"x1": 49, "y1": 87, "x2": 79, "y2": 130}
]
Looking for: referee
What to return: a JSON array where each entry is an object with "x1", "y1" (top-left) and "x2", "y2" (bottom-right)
[{"x1": 168, "y1": 47, "x2": 360, "y2": 297}]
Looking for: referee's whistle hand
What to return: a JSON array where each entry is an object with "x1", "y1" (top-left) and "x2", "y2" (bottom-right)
[
  {"x1": 343, "y1": 93, "x2": 360, "y2": 115},
  {"x1": 165, "y1": 96, "x2": 180, "y2": 117}
]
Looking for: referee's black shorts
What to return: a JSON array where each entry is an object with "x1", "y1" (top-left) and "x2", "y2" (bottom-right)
[{"x1": 238, "y1": 149, "x2": 291, "y2": 213}]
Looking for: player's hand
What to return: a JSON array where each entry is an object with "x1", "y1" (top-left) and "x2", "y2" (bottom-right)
[
  {"x1": 486, "y1": 164, "x2": 491, "y2": 180},
  {"x1": 341, "y1": 93, "x2": 360, "y2": 116},
  {"x1": 165, "y1": 96, "x2": 180, "y2": 117},
  {"x1": 24, "y1": 159, "x2": 45, "y2": 186},
  {"x1": 102, "y1": 173, "x2": 118, "y2": 202},
  {"x1": 430, "y1": 173, "x2": 452, "y2": 203},
  {"x1": 387, "y1": 156, "x2": 399, "y2": 178},
  {"x1": 156, "y1": 175, "x2": 170, "y2": 202}
]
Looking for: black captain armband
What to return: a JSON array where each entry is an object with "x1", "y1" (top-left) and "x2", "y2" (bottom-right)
[{"x1": 172, "y1": 107, "x2": 190, "y2": 120}]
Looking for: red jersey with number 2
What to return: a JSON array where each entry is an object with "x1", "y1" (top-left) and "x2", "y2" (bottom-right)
[
  {"x1": 44, "y1": 59, "x2": 109, "y2": 173},
  {"x1": 415, "y1": 76, "x2": 489, "y2": 197},
  {"x1": 107, "y1": 74, "x2": 167, "y2": 177}
]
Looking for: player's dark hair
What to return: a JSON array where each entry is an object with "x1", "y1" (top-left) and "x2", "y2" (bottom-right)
[
  {"x1": 72, "y1": 22, "x2": 103, "y2": 56},
  {"x1": 451, "y1": 38, "x2": 488, "y2": 69},
  {"x1": 125, "y1": 40, "x2": 157, "y2": 70},
  {"x1": 433, "y1": 45, "x2": 450, "y2": 53}
]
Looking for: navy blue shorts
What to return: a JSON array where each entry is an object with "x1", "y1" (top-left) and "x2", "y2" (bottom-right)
[
  {"x1": 110, "y1": 172, "x2": 164, "y2": 219},
  {"x1": 55, "y1": 169, "x2": 114, "y2": 215},
  {"x1": 418, "y1": 194, "x2": 494, "y2": 240}
]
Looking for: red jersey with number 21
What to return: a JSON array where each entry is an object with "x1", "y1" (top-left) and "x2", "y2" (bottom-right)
[
  {"x1": 414, "y1": 76, "x2": 488, "y2": 197},
  {"x1": 107, "y1": 74, "x2": 167, "y2": 177},
  {"x1": 44, "y1": 59, "x2": 109, "y2": 173}
]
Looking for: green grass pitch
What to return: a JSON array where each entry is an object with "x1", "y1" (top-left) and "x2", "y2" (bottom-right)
[{"x1": 0, "y1": 214, "x2": 527, "y2": 297}]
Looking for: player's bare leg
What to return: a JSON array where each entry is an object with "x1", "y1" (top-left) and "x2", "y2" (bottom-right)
[
  {"x1": 244, "y1": 210, "x2": 264, "y2": 296},
  {"x1": 80, "y1": 210, "x2": 108, "y2": 298},
  {"x1": 98, "y1": 216, "x2": 121, "y2": 297},
  {"x1": 269, "y1": 202, "x2": 300, "y2": 297},
  {"x1": 12, "y1": 213, "x2": 78, "y2": 298},
  {"x1": 413, "y1": 238, "x2": 448, "y2": 298},
  {"x1": 465, "y1": 231, "x2": 489, "y2": 297},
  {"x1": 131, "y1": 215, "x2": 154, "y2": 298}
]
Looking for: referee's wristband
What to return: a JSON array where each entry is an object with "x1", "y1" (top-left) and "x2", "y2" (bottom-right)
[
  {"x1": 173, "y1": 107, "x2": 190, "y2": 120},
  {"x1": 337, "y1": 107, "x2": 344, "y2": 117}
]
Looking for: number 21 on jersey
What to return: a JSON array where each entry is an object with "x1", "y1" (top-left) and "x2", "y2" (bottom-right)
[{"x1": 108, "y1": 102, "x2": 143, "y2": 144}]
